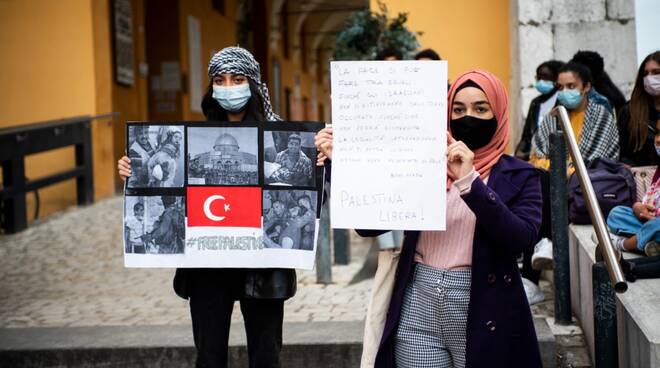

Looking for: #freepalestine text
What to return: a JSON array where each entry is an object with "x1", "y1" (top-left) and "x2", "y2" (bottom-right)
[{"x1": 187, "y1": 235, "x2": 264, "y2": 251}]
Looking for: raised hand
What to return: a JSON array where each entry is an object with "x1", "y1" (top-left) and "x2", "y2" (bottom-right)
[{"x1": 447, "y1": 134, "x2": 475, "y2": 180}]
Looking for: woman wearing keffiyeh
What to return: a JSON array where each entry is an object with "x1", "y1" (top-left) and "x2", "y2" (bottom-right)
[{"x1": 118, "y1": 46, "x2": 295, "y2": 368}]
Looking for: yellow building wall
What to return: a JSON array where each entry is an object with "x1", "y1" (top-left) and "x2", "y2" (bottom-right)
[
  {"x1": 0, "y1": 0, "x2": 115, "y2": 220},
  {"x1": 372, "y1": 0, "x2": 511, "y2": 88}
]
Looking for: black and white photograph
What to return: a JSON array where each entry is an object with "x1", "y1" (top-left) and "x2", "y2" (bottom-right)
[
  {"x1": 187, "y1": 127, "x2": 259, "y2": 185},
  {"x1": 126, "y1": 125, "x2": 184, "y2": 188},
  {"x1": 263, "y1": 130, "x2": 315, "y2": 187},
  {"x1": 262, "y1": 189, "x2": 317, "y2": 250},
  {"x1": 124, "y1": 195, "x2": 185, "y2": 254}
]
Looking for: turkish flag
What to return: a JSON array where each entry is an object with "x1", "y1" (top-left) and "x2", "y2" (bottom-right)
[{"x1": 187, "y1": 187, "x2": 262, "y2": 227}]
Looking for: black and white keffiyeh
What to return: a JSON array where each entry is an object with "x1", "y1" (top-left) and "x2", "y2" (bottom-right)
[
  {"x1": 531, "y1": 98, "x2": 620, "y2": 163},
  {"x1": 208, "y1": 46, "x2": 280, "y2": 121}
]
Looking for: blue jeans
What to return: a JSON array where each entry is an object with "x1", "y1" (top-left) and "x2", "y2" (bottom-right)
[{"x1": 607, "y1": 206, "x2": 660, "y2": 251}]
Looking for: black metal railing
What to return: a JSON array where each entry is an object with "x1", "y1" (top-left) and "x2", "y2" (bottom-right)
[
  {"x1": 547, "y1": 106, "x2": 627, "y2": 368},
  {"x1": 0, "y1": 114, "x2": 113, "y2": 234}
]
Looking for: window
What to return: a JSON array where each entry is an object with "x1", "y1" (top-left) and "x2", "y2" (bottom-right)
[
  {"x1": 318, "y1": 103, "x2": 325, "y2": 122},
  {"x1": 280, "y1": 2, "x2": 289, "y2": 59},
  {"x1": 284, "y1": 88, "x2": 292, "y2": 120},
  {"x1": 300, "y1": 23, "x2": 307, "y2": 72},
  {"x1": 212, "y1": 0, "x2": 225, "y2": 15},
  {"x1": 271, "y1": 58, "x2": 282, "y2": 114}
]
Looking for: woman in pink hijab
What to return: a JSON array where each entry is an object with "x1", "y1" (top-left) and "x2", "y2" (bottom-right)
[{"x1": 316, "y1": 70, "x2": 544, "y2": 367}]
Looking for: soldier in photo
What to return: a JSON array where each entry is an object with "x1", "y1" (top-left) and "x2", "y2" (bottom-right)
[{"x1": 143, "y1": 196, "x2": 185, "y2": 254}]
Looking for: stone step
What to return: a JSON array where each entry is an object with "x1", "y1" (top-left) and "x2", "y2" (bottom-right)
[
  {"x1": 569, "y1": 225, "x2": 660, "y2": 368},
  {"x1": 0, "y1": 318, "x2": 556, "y2": 367}
]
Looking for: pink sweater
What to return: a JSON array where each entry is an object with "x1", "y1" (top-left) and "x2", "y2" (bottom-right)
[{"x1": 415, "y1": 170, "x2": 481, "y2": 270}]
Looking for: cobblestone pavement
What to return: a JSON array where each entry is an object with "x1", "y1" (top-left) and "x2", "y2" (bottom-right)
[
  {"x1": 0, "y1": 196, "x2": 372, "y2": 328},
  {"x1": 0, "y1": 196, "x2": 591, "y2": 366}
]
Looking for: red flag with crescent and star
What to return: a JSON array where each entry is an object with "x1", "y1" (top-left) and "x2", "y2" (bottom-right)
[{"x1": 187, "y1": 187, "x2": 262, "y2": 227}]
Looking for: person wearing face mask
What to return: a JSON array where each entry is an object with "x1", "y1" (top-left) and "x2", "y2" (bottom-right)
[
  {"x1": 117, "y1": 46, "x2": 295, "y2": 368},
  {"x1": 571, "y1": 50, "x2": 625, "y2": 114},
  {"x1": 530, "y1": 61, "x2": 619, "y2": 170},
  {"x1": 315, "y1": 70, "x2": 544, "y2": 368},
  {"x1": 515, "y1": 60, "x2": 565, "y2": 161},
  {"x1": 616, "y1": 51, "x2": 660, "y2": 167},
  {"x1": 527, "y1": 62, "x2": 619, "y2": 283}
]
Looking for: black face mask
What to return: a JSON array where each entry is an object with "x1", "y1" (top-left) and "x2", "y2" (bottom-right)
[{"x1": 450, "y1": 115, "x2": 498, "y2": 150}]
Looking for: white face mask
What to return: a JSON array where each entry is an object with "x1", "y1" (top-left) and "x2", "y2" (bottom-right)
[
  {"x1": 644, "y1": 74, "x2": 660, "y2": 96},
  {"x1": 655, "y1": 144, "x2": 660, "y2": 157},
  {"x1": 212, "y1": 84, "x2": 251, "y2": 112}
]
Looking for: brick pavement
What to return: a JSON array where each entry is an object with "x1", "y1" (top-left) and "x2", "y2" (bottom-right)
[{"x1": 0, "y1": 196, "x2": 373, "y2": 328}]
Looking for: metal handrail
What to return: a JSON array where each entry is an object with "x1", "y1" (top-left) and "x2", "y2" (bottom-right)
[{"x1": 549, "y1": 106, "x2": 627, "y2": 293}]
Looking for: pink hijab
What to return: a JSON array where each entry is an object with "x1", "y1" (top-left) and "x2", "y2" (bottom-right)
[{"x1": 447, "y1": 70, "x2": 510, "y2": 184}]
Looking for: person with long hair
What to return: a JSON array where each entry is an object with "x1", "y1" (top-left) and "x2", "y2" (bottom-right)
[
  {"x1": 316, "y1": 70, "x2": 544, "y2": 367},
  {"x1": 617, "y1": 51, "x2": 660, "y2": 166},
  {"x1": 118, "y1": 46, "x2": 295, "y2": 368}
]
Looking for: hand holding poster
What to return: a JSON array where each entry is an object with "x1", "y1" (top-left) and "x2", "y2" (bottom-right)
[
  {"x1": 330, "y1": 61, "x2": 448, "y2": 230},
  {"x1": 123, "y1": 121, "x2": 325, "y2": 269}
]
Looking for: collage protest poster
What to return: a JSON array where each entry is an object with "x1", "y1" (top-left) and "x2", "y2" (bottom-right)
[
  {"x1": 123, "y1": 121, "x2": 325, "y2": 269},
  {"x1": 330, "y1": 60, "x2": 448, "y2": 231}
]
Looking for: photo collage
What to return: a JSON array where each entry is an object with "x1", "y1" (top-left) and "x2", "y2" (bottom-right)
[{"x1": 123, "y1": 121, "x2": 325, "y2": 258}]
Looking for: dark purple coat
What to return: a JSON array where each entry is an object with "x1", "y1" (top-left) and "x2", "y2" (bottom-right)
[{"x1": 357, "y1": 155, "x2": 543, "y2": 368}]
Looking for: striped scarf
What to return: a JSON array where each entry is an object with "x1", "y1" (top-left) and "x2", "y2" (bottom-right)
[
  {"x1": 531, "y1": 98, "x2": 619, "y2": 164},
  {"x1": 208, "y1": 46, "x2": 280, "y2": 121}
]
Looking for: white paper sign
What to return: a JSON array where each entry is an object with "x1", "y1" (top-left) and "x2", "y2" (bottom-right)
[{"x1": 330, "y1": 61, "x2": 447, "y2": 230}]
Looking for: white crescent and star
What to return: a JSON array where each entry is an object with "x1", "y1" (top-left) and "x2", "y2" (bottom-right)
[{"x1": 203, "y1": 195, "x2": 231, "y2": 222}]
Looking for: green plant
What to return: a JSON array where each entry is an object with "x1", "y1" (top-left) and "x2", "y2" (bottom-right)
[{"x1": 334, "y1": 1, "x2": 421, "y2": 61}]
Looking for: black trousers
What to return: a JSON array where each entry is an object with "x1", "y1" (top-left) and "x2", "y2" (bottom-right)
[
  {"x1": 189, "y1": 269, "x2": 284, "y2": 368},
  {"x1": 521, "y1": 170, "x2": 552, "y2": 285}
]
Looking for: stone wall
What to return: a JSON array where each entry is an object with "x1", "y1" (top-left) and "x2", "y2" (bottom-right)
[{"x1": 512, "y1": 0, "x2": 637, "y2": 144}]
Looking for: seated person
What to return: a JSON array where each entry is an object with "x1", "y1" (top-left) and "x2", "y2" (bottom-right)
[
  {"x1": 530, "y1": 62, "x2": 619, "y2": 171},
  {"x1": 607, "y1": 117, "x2": 660, "y2": 257}
]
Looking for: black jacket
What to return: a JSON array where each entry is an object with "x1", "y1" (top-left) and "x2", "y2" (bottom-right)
[
  {"x1": 515, "y1": 92, "x2": 557, "y2": 161},
  {"x1": 172, "y1": 100, "x2": 297, "y2": 300},
  {"x1": 617, "y1": 102, "x2": 660, "y2": 167},
  {"x1": 173, "y1": 267, "x2": 296, "y2": 299}
]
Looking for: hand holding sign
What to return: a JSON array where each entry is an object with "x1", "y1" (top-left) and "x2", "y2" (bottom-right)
[
  {"x1": 314, "y1": 126, "x2": 333, "y2": 166},
  {"x1": 447, "y1": 135, "x2": 475, "y2": 180}
]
